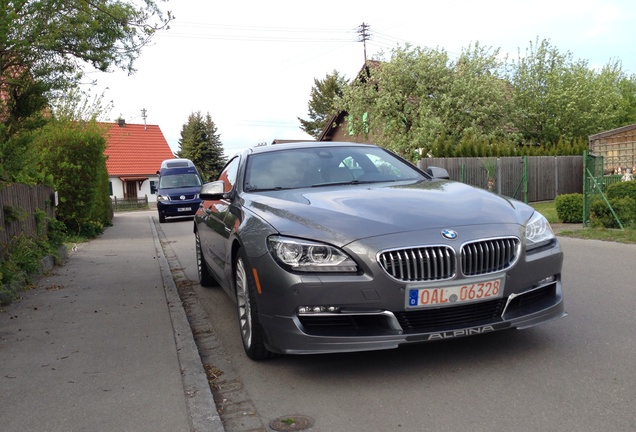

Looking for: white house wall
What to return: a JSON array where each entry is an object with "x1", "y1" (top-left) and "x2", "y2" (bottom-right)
[{"x1": 109, "y1": 176, "x2": 159, "y2": 204}]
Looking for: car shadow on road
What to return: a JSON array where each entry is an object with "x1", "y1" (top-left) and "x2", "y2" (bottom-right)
[{"x1": 265, "y1": 326, "x2": 558, "y2": 381}]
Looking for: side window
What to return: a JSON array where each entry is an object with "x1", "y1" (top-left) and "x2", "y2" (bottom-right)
[{"x1": 217, "y1": 157, "x2": 240, "y2": 192}]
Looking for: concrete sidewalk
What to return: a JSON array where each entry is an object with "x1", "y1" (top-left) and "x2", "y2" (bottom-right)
[{"x1": 0, "y1": 212, "x2": 224, "y2": 432}]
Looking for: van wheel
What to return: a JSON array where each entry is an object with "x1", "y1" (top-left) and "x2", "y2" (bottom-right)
[
  {"x1": 158, "y1": 212, "x2": 166, "y2": 223},
  {"x1": 195, "y1": 230, "x2": 216, "y2": 287},
  {"x1": 235, "y1": 248, "x2": 274, "y2": 360}
]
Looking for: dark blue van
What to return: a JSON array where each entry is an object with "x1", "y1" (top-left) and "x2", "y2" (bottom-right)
[{"x1": 156, "y1": 158, "x2": 202, "y2": 223}]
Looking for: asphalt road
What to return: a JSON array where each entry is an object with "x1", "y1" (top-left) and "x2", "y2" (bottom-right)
[{"x1": 157, "y1": 215, "x2": 636, "y2": 432}]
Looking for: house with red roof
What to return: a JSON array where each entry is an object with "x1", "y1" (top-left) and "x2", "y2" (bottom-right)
[{"x1": 103, "y1": 120, "x2": 175, "y2": 204}]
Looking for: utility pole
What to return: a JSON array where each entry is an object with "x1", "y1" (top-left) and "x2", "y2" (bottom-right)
[{"x1": 357, "y1": 22, "x2": 371, "y2": 64}]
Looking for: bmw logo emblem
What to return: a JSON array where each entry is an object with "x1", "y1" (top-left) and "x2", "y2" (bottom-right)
[{"x1": 441, "y1": 229, "x2": 458, "y2": 240}]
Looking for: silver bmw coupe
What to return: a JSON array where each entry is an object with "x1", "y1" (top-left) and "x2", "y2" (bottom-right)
[{"x1": 194, "y1": 142, "x2": 565, "y2": 360}]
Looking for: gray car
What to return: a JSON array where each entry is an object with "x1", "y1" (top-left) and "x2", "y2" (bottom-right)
[{"x1": 194, "y1": 142, "x2": 565, "y2": 360}]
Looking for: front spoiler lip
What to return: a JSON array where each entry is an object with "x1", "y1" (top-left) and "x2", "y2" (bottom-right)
[{"x1": 261, "y1": 290, "x2": 566, "y2": 355}]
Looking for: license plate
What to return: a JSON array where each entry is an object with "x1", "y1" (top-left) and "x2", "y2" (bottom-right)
[
  {"x1": 177, "y1": 207, "x2": 192, "y2": 212},
  {"x1": 407, "y1": 277, "x2": 504, "y2": 308}
]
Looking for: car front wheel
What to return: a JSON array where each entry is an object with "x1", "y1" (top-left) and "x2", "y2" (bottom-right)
[{"x1": 235, "y1": 248, "x2": 274, "y2": 360}]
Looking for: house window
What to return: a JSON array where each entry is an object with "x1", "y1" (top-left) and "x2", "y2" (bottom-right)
[{"x1": 108, "y1": 181, "x2": 113, "y2": 196}]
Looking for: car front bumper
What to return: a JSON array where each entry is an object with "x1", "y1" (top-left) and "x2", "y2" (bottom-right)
[
  {"x1": 246, "y1": 226, "x2": 565, "y2": 355},
  {"x1": 157, "y1": 200, "x2": 201, "y2": 217},
  {"x1": 257, "y1": 278, "x2": 565, "y2": 355}
]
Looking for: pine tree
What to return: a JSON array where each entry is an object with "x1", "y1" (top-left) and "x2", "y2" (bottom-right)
[
  {"x1": 298, "y1": 70, "x2": 349, "y2": 139},
  {"x1": 177, "y1": 112, "x2": 226, "y2": 181}
]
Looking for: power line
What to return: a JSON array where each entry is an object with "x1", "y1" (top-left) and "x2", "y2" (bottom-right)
[
  {"x1": 159, "y1": 31, "x2": 354, "y2": 43},
  {"x1": 158, "y1": 21, "x2": 357, "y2": 43},
  {"x1": 172, "y1": 21, "x2": 356, "y2": 34},
  {"x1": 153, "y1": 20, "x2": 461, "y2": 65}
]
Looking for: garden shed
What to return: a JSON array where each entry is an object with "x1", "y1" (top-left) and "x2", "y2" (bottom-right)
[{"x1": 588, "y1": 123, "x2": 636, "y2": 174}]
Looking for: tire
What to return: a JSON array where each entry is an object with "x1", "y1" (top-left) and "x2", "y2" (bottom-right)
[
  {"x1": 235, "y1": 248, "x2": 274, "y2": 360},
  {"x1": 158, "y1": 211, "x2": 166, "y2": 223},
  {"x1": 195, "y1": 230, "x2": 216, "y2": 287}
]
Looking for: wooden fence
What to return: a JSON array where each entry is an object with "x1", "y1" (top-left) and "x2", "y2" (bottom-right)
[
  {"x1": 0, "y1": 184, "x2": 56, "y2": 260},
  {"x1": 418, "y1": 156, "x2": 583, "y2": 202},
  {"x1": 111, "y1": 195, "x2": 149, "y2": 211}
]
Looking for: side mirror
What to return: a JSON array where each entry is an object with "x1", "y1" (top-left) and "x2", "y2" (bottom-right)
[
  {"x1": 199, "y1": 180, "x2": 225, "y2": 200},
  {"x1": 426, "y1": 166, "x2": 450, "y2": 180}
]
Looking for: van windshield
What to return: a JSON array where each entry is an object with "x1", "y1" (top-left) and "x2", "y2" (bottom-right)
[{"x1": 159, "y1": 173, "x2": 202, "y2": 189}]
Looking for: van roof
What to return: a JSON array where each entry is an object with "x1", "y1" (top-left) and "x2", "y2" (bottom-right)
[{"x1": 160, "y1": 158, "x2": 196, "y2": 169}]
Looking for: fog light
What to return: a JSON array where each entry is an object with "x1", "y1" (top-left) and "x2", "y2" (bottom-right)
[
  {"x1": 536, "y1": 275, "x2": 556, "y2": 286},
  {"x1": 298, "y1": 305, "x2": 341, "y2": 314}
]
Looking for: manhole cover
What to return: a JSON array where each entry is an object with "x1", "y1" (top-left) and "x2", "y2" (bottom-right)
[{"x1": 269, "y1": 415, "x2": 315, "y2": 431}]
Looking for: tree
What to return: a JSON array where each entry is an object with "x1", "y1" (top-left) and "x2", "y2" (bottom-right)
[
  {"x1": 298, "y1": 70, "x2": 349, "y2": 138},
  {"x1": 1, "y1": 0, "x2": 171, "y2": 90},
  {"x1": 339, "y1": 39, "x2": 636, "y2": 159},
  {"x1": 341, "y1": 44, "x2": 513, "y2": 159},
  {"x1": 177, "y1": 112, "x2": 226, "y2": 181},
  {"x1": 1, "y1": 0, "x2": 171, "y2": 182},
  {"x1": 509, "y1": 38, "x2": 636, "y2": 146}
]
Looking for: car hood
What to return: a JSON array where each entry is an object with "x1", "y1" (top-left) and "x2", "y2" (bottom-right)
[{"x1": 243, "y1": 180, "x2": 534, "y2": 245}]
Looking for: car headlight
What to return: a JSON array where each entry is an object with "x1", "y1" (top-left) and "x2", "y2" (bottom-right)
[
  {"x1": 525, "y1": 212, "x2": 555, "y2": 250},
  {"x1": 157, "y1": 195, "x2": 170, "y2": 202},
  {"x1": 268, "y1": 236, "x2": 358, "y2": 272}
]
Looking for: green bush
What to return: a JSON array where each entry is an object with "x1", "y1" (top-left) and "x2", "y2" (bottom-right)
[
  {"x1": 0, "y1": 235, "x2": 44, "y2": 305},
  {"x1": 0, "y1": 215, "x2": 71, "y2": 305},
  {"x1": 606, "y1": 180, "x2": 636, "y2": 200},
  {"x1": 34, "y1": 121, "x2": 111, "y2": 236},
  {"x1": 46, "y1": 217, "x2": 68, "y2": 248},
  {"x1": 590, "y1": 197, "x2": 636, "y2": 228},
  {"x1": 555, "y1": 193, "x2": 583, "y2": 223},
  {"x1": 592, "y1": 180, "x2": 636, "y2": 228}
]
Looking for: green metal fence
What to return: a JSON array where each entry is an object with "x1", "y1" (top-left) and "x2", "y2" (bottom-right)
[{"x1": 583, "y1": 151, "x2": 623, "y2": 229}]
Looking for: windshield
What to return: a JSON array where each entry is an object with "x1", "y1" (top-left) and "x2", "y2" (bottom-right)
[
  {"x1": 244, "y1": 146, "x2": 425, "y2": 192},
  {"x1": 159, "y1": 173, "x2": 202, "y2": 189}
]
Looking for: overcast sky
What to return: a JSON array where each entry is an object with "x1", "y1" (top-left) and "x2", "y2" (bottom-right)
[{"x1": 90, "y1": 0, "x2": 636, "y2": 156}]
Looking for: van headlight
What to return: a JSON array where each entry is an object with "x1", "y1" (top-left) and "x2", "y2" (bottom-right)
[{"x1": 525, "y1": 212, "x2": 555, "y2": 250}]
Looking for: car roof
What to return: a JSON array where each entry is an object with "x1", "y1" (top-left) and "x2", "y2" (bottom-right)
[
  {"x1": 245, "y1": 141, "x2": 378, "y2": 156},
  {"x1": 160, "y1": 158, "x2": 196, "y2": 169}
]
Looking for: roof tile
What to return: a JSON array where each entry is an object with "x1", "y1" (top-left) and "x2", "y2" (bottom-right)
[{"x1": 102, "y1": 122, "x2": 175, "y2": 175}]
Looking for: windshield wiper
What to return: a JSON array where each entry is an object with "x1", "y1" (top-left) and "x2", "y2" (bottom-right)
[
  {"x1": 311, "y1": 179, "x2": 396, "y2": 187},
  {"x1": 245, "y1": 186, "x2": 297, "y2": 192}
]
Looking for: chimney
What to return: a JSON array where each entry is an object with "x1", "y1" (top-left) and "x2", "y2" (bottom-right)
[{"x1": 118, "y1": 118, "x2": 126, "y2": 127}]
